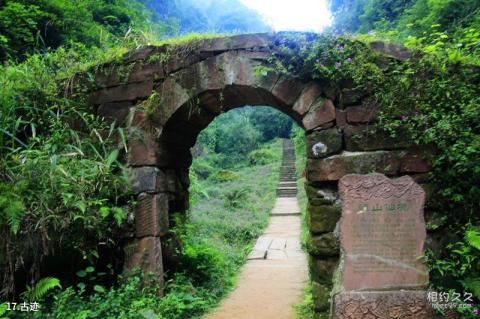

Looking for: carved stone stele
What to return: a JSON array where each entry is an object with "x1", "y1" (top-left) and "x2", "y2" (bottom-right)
[{"x1": 338, "y1": 174, "x2": 428, "y2": 291}]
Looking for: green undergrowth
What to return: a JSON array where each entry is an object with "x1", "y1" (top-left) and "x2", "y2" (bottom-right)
[{"x1": 3, "y1": 140, "x2": 281, "y2": 319}]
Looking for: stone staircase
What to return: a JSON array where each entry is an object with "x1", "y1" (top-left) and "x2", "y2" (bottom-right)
[{"x1": 276, "y1": 139, "x2": 297, "y2": 198}]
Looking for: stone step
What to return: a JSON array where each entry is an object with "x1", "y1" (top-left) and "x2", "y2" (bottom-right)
[
  {"x1": 277, "y1": 190, "x2": 297, "y2": 194},
  {"x1": 277, "y1": 191, "x2": 297, "y2": 195},
  {"x1": 277, "y1": 194, "x2": 297, "y2": 198},
  {"x1": 278, "y1": 182, "x2": 296, "y2": 187}
]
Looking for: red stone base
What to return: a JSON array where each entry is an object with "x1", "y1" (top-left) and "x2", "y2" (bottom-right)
[
  {"x1": 124, "y1": 237, "x2": 164, "y2": 295},
  {"x1": 333, "y1": 291, "x2": 434, "y2": 319}
]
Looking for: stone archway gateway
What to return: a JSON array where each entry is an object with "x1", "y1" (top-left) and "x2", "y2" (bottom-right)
[{"x1": 87, "y1": 33, "x2": 433, "y2": 318}]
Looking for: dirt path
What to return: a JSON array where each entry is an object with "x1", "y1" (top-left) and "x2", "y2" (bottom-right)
[{"x1": 205, "y1": 140, "x2": 308, "y2": 319}]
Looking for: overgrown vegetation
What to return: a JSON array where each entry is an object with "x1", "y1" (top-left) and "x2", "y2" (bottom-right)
[
  {"x1": 264, "y1": 1, "x2": 480, "y2": 314},
  {"x1": 2, "y1": 138, "x2": 280, "y2": 318},
  {"x1": 2, "y1": 0, "x2": 479, "y2": 317}
]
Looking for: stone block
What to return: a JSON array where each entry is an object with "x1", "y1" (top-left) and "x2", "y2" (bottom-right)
[
  {"x1": 293, "y1": 82, "x2": 324, "y2": 115},
  {"x1": 346, "y1": 104, "x2": 378, "y2": 123},
  {"x1": 333, "y1": 291, "x2": 433, "y2": 319},
  {"x1": 302, "y1": 98, "x2": 336, "y2": 131},
  {"x1": 89, "y1": 80, "x2": 153, "y2": 105},
  {"x1": 135, "y1": 193, "x2": 169, "y2": 237},
  {"x1": 307, "y1": 151, "x2": 399, "y2": 182},
  {"x1": 339, "y1": 88, "x2": 367, "y2": 107},
  {"x1": 308, "y1": 233, "x2": 339, "y2": 257},
  {"x1": 310, "y1": 257, "x2": 338, "y2": 285},
  {"x1": 312, "y1": 281, "x2": 331, "y2": 311},
  {"x1": 307, "y1": 204, "x2": 341, "y2": 233},
  {"x1": 123, "y1": 236, "x2": 164, "y2": 294},
  {"x1": 97, "y1": 101, "x2": 133, "y2": 125},
  {"x1": 335, "y1": 108, "x2": 347, "y2": 128},
  {"x1": 127, "y1": 132, "x2": 174, "y2": 167},
  {"x1": 152, "y1": 78, "x2": 190, "y2": 126},
  {"x1": 127, "y1": 134, "x2": 159, "y2": 166},
  {"x1": 199, "y1": 33, "x2": 272, "y2": 52},
  {"x1": 399, "y1": 147, "x2": 431, "y2": 173},
  {"x1": 165, "y1": 169, "x2": 178, "y2": 193},
  {"x1": 129, "y1": 167, "x2": 168, "y2": 194},
  {"x1": 344, "y1": 125, "x2": 411, "y2": 151},
  {"x1": 272, "y1": 75, "x2": 304, "y2": 106},
  {"x1": 306, "y1": 128, "x2": 343, "y2": 159},
  {"x1": 95, "y1": 62, "x2": 165, "y2": 88},
  {"x1": 305, "y1": 184, "x2": 338, "y2": 204}
]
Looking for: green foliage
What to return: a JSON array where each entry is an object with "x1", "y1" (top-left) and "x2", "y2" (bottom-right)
[
  {"x1": 426, "y1": 225, "x2": 480, "y2": 316},
  {"x1": 273, "y1": 31, "x2": 479, "y2": 311},
  {"x1": 20, "y1": 277, "x2": 62, "y2": 301},
  {"x1": 0, "y1": 0, "x2": 164, "y2": 61},
  {"x1": 0, "y1": 40, "x2": 132, "y2": 297},
  {"x1": 30, "y1": 143, "x2": 281, "y2": 318},
  {"x1": 294, "y1": 284, "x2": 315, "y2": 319},
  {"x1": 193, "y1": 106, "x2": 292, "y2": 170},
  {"x1": 328, "y1": 0, "x2": 480, "y2": 64},
  {"x1": 466, "y1": 227, "x2": 480, "y2": 250},
  {"x1": 223, "y1": 188, "x2": 249, "y2": 209}
]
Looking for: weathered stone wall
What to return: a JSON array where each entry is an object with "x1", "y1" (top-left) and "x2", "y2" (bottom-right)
[{"x1": 86, "y1": 33, "x2": 433, "y2": 317}]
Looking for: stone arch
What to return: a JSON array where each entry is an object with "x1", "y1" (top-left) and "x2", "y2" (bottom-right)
[{"x1": 87, "y1": 33, "x2": 432, "y2": 316}]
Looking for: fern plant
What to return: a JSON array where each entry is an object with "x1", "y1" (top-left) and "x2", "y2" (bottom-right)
[
  {"x1": 20, "y1": 277, "x2": 61, "y2": 301},
  {"x1": 466, "y1": 226, "x2": 480, "y2": 250}
]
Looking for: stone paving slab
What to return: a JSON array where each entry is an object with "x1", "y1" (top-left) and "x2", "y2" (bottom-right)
[{"x1": 206, "y1": 199, "x2": 307, "y2": 319}]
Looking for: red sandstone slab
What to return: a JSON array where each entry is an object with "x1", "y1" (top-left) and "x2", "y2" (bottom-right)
[
  {"x1": 339, "y1": 174, "x2": 428, "y2": 291},
  {"x1": 333, "y1": 291, "x2": 433, "y2": 319}
]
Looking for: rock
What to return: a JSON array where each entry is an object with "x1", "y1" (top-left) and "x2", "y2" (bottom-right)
[
  {"x1": 302, "y1": 98, "x2": 336, "y2": 131},
  {"x1": 307, "y1": 151, "x2": 400, "y2": 182},
  {"x1": 306, "y1": 128, "x2": 343, "y2": 159},
  {"x1": 308, "y1": 233, "x2": 339, "y2": 257},
  {"x1": 307, "y1": 204, "x2": 341, "y2": 233},
  {"x1": 135, "y1": 193, "x2": 169, "y2": 237}
]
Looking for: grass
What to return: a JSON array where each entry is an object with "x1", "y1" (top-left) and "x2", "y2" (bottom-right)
[
  {"x1": 5, "y1": 140, "x2": 282, "y2": 319},
  {"x1": 175, "y1": 139, "x2": 281, "y2": 317}
]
